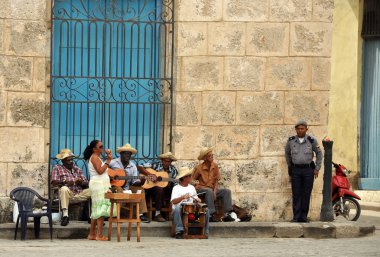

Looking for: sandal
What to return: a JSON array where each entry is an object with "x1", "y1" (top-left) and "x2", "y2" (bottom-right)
[
  {"x1": 87, "y1": 235, "x2": 96, "y2": 240},
  {"x1": 96, "y1": 235, "x2": 108, "y2": 241}
]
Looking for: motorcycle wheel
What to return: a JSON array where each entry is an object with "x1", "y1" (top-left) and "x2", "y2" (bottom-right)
[{"x1": 332, "y1": 196, "x2": 361, "y2": 221}]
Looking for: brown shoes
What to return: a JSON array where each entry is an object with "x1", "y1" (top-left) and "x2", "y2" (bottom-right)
[{"x1": 153, "y1": 214, "x2": 166, "y2": 222}]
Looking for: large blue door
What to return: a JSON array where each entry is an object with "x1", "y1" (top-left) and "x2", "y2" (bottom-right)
[
  {"x1": 50, "y1": 0, "x2": 174, "y2": 174},
  {"x1": 360, "y1": 39, "x2": 380, "y2": 190}
]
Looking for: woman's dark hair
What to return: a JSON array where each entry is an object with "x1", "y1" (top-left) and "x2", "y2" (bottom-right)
[{"x1": 83, "y1": 140, "x2": 99, "y2": 160}]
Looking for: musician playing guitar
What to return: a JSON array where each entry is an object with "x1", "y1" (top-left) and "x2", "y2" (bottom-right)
[
  {"x1": 137, "y1": 152, "x2": 179, "y2": 222},
  {"x1": 108, "y1": 143, "x2": 150, "y2": 223}
]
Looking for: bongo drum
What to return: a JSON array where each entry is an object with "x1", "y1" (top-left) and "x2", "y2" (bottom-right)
[
  {"x1": 195, "y1": 203, "x2": 207, "y2": 213},
  {"x1": 181, "y1": 203, "x2": 195, "y2": 214}
]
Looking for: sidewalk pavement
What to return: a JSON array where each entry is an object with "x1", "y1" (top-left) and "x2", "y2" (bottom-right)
[
  {"x1": 361, "y1": 201, "x2": 380, "y2": 212},
  {"x1": 2, "y1": 200, "x2": 378, "y2": 241},
  {"x1": 0, "y1": 220, "x2": 375, "y2": 241}
]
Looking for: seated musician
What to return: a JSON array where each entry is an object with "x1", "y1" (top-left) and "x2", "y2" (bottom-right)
[
  {"x1": 137, "y1": 152, "x2": 178, "y2": 222},
  {"x1": 192, "y1": 147, "x2": 235, "y2": 222},
  {"x1": 108, "y1": 143, "x2": 150, "y2": 223},
  {"x1": 51, "y1": 149, "x2": 91, "y2": 226},
  {"x1": 171, "y1": 167, "x2": 209, "y2": 239}
]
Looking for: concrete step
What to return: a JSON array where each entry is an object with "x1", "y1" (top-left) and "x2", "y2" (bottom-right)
[{"x1": 0, "y1": 220, "x2": 375, "y2": 240}]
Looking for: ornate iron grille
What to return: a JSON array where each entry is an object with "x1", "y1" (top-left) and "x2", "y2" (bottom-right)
[{"x1": 49, "y1": 0, "x2": 174, "y2": 178}]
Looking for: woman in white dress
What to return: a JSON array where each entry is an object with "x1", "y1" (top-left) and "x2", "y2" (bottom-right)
[{"x1": 83, "y1": 139, "x2": 112, "y2": 241}]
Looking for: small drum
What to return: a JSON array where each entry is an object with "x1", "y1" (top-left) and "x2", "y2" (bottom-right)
[
  {"x1": 182, "y1": 203, "x2": 195, "y2": 214},
  {"x1": 182, "y1": 203, "x2": 207, "y2": 214},
  {"x1": 197, "y1": 203, "x2": 207, "y2": 213}
]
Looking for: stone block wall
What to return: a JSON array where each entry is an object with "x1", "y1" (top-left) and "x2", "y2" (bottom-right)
[
  {"x1": 0, "y1": 0, "x2": 50, "y2": 222},
  {"x1": 0, "y1": 0, "x2": 334, "y2": 223},
  {"x1": 173, "y1": 0, "x2": 333, "y2": 221}
]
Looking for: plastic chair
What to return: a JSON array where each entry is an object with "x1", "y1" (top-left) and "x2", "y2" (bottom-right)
[{"x1": 10, "y1": 187, "x2": 53, "y2": 240}]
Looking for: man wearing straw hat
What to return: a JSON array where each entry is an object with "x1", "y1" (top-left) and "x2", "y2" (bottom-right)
[
  {"x1": 108, "y1": 143, "x2": 150, "y2": 223},
  {"x1": 193, "y1": 147, "x2": 235, "y2": 222},
  {"x1": 138, "y1": 152, "x2": 179, "y2": 222},
  {"x1": 51, "y1": 149, "x2": 91, "y2": 226},
  {"x1": 171, "y1": 167, "x2": 209, "y2": 239}
]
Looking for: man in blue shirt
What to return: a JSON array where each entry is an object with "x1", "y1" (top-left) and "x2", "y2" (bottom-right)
[{"x1": 109, "y1": 143, "x2": 150, "y2": 223}]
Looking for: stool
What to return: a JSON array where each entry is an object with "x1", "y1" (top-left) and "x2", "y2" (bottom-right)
[
  {"x1": 105, "y1": 192, "x2": 144, "y2": 242},
  {"x1": 146, "y1": 194, "x2": 172, "y2": 220},
  {"x1": 171, "y1": 203, "x2": 208, "y2": 239}
]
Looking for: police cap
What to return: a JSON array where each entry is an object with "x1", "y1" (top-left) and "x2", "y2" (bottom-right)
[{"x1": 295, "y1": 119, "x2": 308, "y2": 128}]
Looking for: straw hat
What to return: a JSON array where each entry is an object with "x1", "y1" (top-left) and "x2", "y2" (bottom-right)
[
  {"x1": 158, "y1": 152, "x2": 177, "y2": 161},
  {"x1": 197, "y1": 147, "x2": 213, "y2": 160},
  {"x1": 176, "y1": 167, "x2": 194, "y2": 180},
  {"x1": 116, "y1": 143, "x2": 137, "y2": 154},
  {"x1": 56, "y1": 149, "x2": 77, "y2": 160}
]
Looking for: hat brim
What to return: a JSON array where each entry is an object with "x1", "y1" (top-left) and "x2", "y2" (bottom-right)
[
  {"x1": 56, "y1": 153, "x2": 77, "y2": 160},
  {"x1": 116, "y1": 147, "x2": 137, "y2": 154},
  {"x1": 159, "y1": 154, "x2": 178, "y2": 161},
  {"x1": 176, "y1": 170, "x2": 193, "y2": 180},
  {"x1": 197, "y1": 148, "x2": 213, "y2": 160}
]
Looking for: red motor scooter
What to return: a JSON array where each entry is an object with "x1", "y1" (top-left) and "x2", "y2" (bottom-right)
[{"x1": 332, "y1": 162, "x2": 361, "y2": 221}]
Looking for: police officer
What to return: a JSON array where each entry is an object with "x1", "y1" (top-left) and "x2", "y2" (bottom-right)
[{"x1": 285, "y1": 119, "x2": 322, "y2": 222}]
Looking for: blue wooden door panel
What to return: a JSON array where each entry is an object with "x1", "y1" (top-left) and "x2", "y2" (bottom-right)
[
  {"x1": 360, "y1": 39, "x2": 380, "y2": 190},
  {"x1": 51, "y1": 0, "x2": 162, "y2": 169}
]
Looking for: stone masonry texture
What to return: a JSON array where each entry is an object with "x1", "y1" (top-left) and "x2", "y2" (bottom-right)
[
  {"x1": 174, "y1": 0, "x2": 333, "y2": 222},
  {"x1": 0, "y1": 0, "x2": 334, "y2": 222}
]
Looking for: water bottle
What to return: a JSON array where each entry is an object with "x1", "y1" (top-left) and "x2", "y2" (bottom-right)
[
  {"x1": 13, "y1": 202, "x2": 19, "y2": 223},
  {"x1": 41, "y1": 206, "x2": 48, "y2": 223}
]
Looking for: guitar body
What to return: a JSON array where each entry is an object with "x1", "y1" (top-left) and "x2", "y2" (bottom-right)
[
  {"x1": 108, "y1": 169, "x2": 128, "y2": 187},
  {"x1": 142, "y1": 168, "x2": 170, "y2": 189},
  {"x1": 108, "y1": 168, "x2": 172, "y2": 189}
]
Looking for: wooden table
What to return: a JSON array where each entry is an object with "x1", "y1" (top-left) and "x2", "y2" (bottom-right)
[{"x1": 105, "y1": 192, "x2": 144, "y2": 242}]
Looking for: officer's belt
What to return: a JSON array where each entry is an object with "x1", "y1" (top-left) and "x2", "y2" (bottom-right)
[{"x1": 292, "y1": 164, "x2": 311, "y2": 168}]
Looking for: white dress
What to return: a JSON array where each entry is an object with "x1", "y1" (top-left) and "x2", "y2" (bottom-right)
[{"x1": 88, "y1": 155, "x2": 112, "y2": 219}]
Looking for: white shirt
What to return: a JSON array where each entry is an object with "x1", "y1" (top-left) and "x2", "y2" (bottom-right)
[
  {"x1": 170, "y1": 184, "x2": 198, "y2": 209},
  {"x1": 88, "y1": 156, "x2": 109, "y2": 180}
]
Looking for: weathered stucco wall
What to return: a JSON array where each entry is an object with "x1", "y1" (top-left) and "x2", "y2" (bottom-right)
[
  {"x1": 0, "y1": 0, "x2": 50, "y2": 222},
  {"x1": 329, "y1": 0, "x2": 361, "y2": 184},
  {"x1": 173, "y1": 0, "x2": 333, "y2": 221}
]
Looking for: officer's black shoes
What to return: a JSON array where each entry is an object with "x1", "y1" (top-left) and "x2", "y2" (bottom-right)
[
  {"x1": 290, "y1": 218, "x2": 310, "y2": 223},
  {"x1": 61, "y1": 216, "x2": 70, "y2": 226}
]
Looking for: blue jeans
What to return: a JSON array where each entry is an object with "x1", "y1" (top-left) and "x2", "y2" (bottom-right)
[{"x1": 173, "y1": 205, "x2": 210, "y2": 235}]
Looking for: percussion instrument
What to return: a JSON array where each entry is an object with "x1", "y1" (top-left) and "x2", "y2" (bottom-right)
[{"x1": 182, "y1": 203, "x2": 207, "y2": 213}]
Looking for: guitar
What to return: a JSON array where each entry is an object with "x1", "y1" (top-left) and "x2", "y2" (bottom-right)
[
  {"x1": 108, "y1": 168, "x2": 198, "y2": 189},
  {"x1": 108, "y1": 168, "x2": 175, "y2": 189},
  {"x1": 142, "y1": 168, "x2": 199, "y2": 189}
]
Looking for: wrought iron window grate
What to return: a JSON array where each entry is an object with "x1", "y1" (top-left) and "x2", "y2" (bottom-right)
[{"x1": 49, "y1": 0, "x2": 174, "y2": 179}]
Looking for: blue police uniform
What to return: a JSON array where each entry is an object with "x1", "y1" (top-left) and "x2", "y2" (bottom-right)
[{"x1": 285, "y1": 132, "x2": 322, "y2": 222}]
